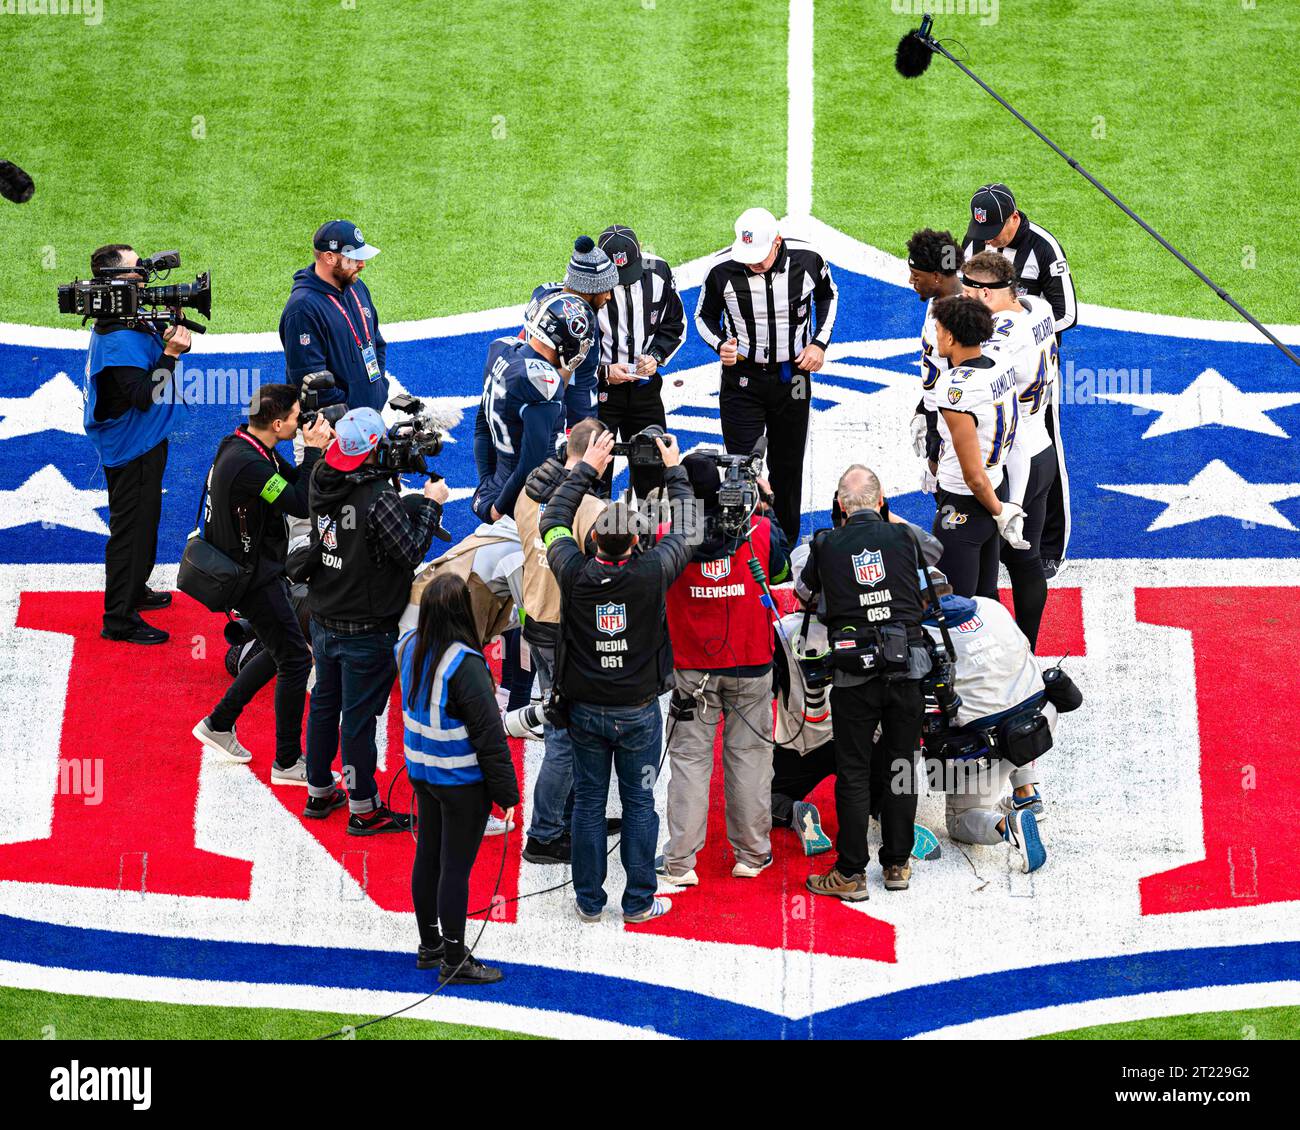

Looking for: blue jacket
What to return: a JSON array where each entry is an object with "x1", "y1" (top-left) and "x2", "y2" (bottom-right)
[
  {"x1": 83, "y1": 326, "x2": 188, "y2": 468},
  {"x1": 279, "y1": 267, "x2": 388, "y2": 413},
  {"x1": 397, "y1": 636, "x2": 485, "y2": 787}
]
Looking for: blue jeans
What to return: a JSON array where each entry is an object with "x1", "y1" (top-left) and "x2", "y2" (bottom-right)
[
  {"x1": 526, "y1": 644, "x2": 574, "y2": 843},
  {"x1": 305, "y1": 622, "x2": 398, "y2": 810},
  {"x1": 568, "y1": 699, "x2": 662, "y2": 917}
]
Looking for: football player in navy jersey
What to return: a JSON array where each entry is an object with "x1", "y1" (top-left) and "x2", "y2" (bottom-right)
[{"x1": 472, "y1": 290, "x2": 597, "y2": 523}]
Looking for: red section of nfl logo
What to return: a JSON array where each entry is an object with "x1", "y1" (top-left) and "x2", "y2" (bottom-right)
[
  {"x1": 597, "y1": 602, "x2": 626, "y2": 636},
  {"x1": 700, "y1": 558, "x2": 731, "y2": 581},
  {"x1": 852, "y1": 548, "x2": 885, "y2": 586}
]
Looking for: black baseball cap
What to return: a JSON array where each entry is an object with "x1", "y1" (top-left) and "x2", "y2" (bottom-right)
[
  {"x1": 965, "y1": 184, "x2": 1017, "y2": 243},
  {"x1": 313, "y1": 219, "x2": 380, "y2": 260},
  {"x1": 598, "y1": 225, "x2": 643, "y2": 286}
]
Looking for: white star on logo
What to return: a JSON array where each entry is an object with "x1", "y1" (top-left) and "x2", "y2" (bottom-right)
[
  {"x1": 1099, "y1": 459, "x2": 1300, "y2": 532},
  {"x1": 0, "y1": 373, "x2": 87, "y2": 442},
  {"x1": 0, "y1": 464, "x2": 109, "y2": 536},
  {"x1": 1096, "y1": 367, "x2": 1300, "y2": 439}
]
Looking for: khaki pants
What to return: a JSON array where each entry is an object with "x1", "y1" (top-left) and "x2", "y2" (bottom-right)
[{"x1": 663, "y1": 669, "x2": 773, "y2": 872}]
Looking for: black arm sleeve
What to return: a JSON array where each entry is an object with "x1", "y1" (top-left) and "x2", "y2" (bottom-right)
[
  {"x1": 646, "y1": 465, "x2": 697, "y2": 587},
  {"x1": 93, "y1": 355, "x2": 178, "y2": 420},
  {"x1": 447, "y1": 654, "x2": 520, "y2": 809}
]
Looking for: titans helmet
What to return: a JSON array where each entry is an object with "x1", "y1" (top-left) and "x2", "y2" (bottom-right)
[{"x1": 524, "y1": 291, "x2": 596, "y2": 374}]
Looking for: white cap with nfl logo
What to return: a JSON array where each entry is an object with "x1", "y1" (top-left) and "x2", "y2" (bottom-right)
[{"x1": 731, "y1": 207, "x2": 779, "y2": 265}]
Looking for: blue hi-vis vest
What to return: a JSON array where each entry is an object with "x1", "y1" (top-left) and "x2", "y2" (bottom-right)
[
  {"x1": 396, "y1": 634, "x2": 485, "y2": 786},
  {"x1": 83, "y1": 326, "x2": 189, "y2": 468}
]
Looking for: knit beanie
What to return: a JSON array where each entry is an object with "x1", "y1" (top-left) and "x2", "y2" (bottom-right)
[{"x1": 564, "y1": 235, "x2": 618, "y2": 294}]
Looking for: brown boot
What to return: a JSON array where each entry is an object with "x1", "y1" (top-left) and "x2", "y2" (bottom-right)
[
  {"x1": 806, "y1": 867, "x2": 869, "y2": 901},
  {"x1": 883, "y1": 863, "x2": 911, "y2": 891}
]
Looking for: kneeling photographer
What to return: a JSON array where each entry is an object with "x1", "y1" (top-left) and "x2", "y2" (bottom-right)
[
  {"x1": 657, "y1": 447, "x2": 789, "y2": 888},
  {"x1": 303, "y1": 407, "x2": 450, "y2": 834},
  {"x1": 191, "y1": 383, "x2": 332, "y2": 776},
  {"x1": 71, "y1": 244, "x2": 209, "y2": 643},
  {"x1": 920, "y1": 568, "x2": 1081, "y2": 874}
]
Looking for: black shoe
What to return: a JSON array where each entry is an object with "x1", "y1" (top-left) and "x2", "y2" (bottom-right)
[
  {"x1": 134, "y1": 588, "x2": 173, "y2": 611},
  {"x1": 347, "y1": 804, "x2": 413, "y2": 836},
  {"x1": 1041, "y1": 557, "x2": 1064, "y2": 580},
  {"x1": 522, "y1": 835, "x2": 570, "y2": 864},
  {"x1": 303, "y1": 788, "x2": 348, "y2": 820},
  {"x1": 101, "y1": 622, "x2": 169, "y2": 645},
  {"x1": 439, "y1": 954, "x2": 503, "y2": 986},
  {"x1": 606, "y1": 818, "x2": 622, "y2": 836},
  {"x1": 416, "y1": 942, "x2": 445, "y2": 970}
]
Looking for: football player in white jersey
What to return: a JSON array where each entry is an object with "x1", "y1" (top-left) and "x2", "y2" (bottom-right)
[
  {"x1": 961, "y1": 251, "x2": 1058, "y2": 651},
  {"x1": 930, "y1": 295, "x2": 1028, "y2": 600},
  {"x1": 906, "y1": 230, "x2": 965, "y2": 493}
]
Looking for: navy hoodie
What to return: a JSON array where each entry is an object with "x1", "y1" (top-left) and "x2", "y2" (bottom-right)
[{"x1": 279, "y1": 266, "x2": 388, "y2": 413}]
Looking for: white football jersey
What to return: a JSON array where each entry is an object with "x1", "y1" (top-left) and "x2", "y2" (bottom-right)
[
  {"x1": 934, "y1": 351, "x2": 1020, "y2": 494},
  {"x1": 985, "y1": 296, "x2": 1058, "y2": 456},
  {"x1": 919, "y1": 298, "x2": 951, "y2": 412}
]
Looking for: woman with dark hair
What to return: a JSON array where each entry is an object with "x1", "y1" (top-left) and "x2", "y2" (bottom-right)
[{"x1": 397, "y1": 573, "x2": 520, "y2": 985}]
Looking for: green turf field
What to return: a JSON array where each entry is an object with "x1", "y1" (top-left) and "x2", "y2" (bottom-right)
[
  {"x1": 2, "y1": 1, "x2": 1296, "y2": 331},
  {"x1": 1040, "y1": 1005, "x2": 1300, "y2": 1041},
  {"x1": 0, "y1": 985, "x2": 537, "y2": 1040}
]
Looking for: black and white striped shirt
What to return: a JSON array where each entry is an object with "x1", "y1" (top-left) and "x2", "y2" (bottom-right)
[
  {"x1": 597, "y1": 255, "x2": 687, "y2": 370},
  {"x1": 964, "y1": 212, "x2": 1077, "y2": 334},
  {"x1": 694, "y1": 237, "x2": 838, "y2": 366}
]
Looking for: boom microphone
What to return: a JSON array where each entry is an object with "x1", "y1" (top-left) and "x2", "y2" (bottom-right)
[
  {"x1": 0, "y1": 161, "x2": 34, "y2": 204},
  {"x1": 894, "y1": 14, "x2": 935, "y2": 78}
]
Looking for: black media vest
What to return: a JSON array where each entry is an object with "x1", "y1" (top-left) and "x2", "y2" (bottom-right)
[
  {"x1": 812, "y1": 512, "x2": 926, "y2": 636},
  {"x1": 308, "y1": 473, "x2": 411, "y2": 629},
  {"x1": 557, "y1": 556, "x2": 673, "y2": 706}
]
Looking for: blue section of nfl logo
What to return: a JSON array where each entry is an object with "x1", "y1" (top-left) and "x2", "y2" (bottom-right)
[
  {"x1": 852, "y1": 548, "x2": 885, "y2": 585},
  {"x1": 596, "y1": 602, "x2": 626, "y2": 636}
]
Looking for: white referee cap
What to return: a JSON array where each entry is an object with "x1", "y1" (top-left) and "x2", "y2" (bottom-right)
[{"x1": 731, "y1": 207, "x2": 779, "y2": 265}]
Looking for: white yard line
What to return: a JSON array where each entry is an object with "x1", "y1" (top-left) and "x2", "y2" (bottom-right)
[{"x1": 786, "y1": 0, "x2": 815, "y2": 220}]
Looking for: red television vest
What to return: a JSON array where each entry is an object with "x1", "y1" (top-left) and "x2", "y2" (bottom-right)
[{"x1": 661, "y1": 514, "x2": 773, "y2": 671}]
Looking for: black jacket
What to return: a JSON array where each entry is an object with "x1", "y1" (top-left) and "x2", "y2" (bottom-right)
[{"x1": 442, "y1": 652, "x2": 520, "y2": 809}]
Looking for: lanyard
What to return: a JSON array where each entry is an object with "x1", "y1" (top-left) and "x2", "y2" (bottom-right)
[
  {"x1": 234, "y1": 428, "x2": 273, "y2": 463},
  {"x1": 327, "y1": 290, "x2": 372, "y2": 350}
]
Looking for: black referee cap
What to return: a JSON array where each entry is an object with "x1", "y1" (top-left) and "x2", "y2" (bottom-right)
[
  {"x1": 598, "y1": 225, "x2": 643, "y2": 286},
  {"x1": 965, "y1": 183, "x2": 1017, "y2": 243}
]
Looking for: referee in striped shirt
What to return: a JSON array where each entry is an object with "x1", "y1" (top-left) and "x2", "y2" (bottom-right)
[
  {"x1": 694, "y1": 207, "x2": 838, "y2": 542},
  {"x1": 962, "y1": 182, "x2": 1076, "y2": 576},
  {"x1": 594, "y1": 224, "x2": 687, "y2": 500}
]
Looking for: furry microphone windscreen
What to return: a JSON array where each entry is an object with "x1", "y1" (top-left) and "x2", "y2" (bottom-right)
[
  {"x1": 0, "y1": 161, "x2": 35, "y2": 203},
  {"x1": 894, "y1": 31, "x2": 934, "y2": 79}
]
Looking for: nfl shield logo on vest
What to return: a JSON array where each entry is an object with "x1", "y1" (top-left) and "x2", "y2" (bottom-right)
[
  {"x1": 596, "y1": 602, "x2": 626, "y2": 636},
  {"x1": 318, "y1": 514, "x2": 338, "y2": 551},
  {"x1": 956, "y1": 615, "x2": 983, "y2": 633},
  {"x1": 700, "y1": 558, "x2": 731, "y2": 581},
  {"x1": 852, "y1": 548, "x2": 885, "y2": 586}
]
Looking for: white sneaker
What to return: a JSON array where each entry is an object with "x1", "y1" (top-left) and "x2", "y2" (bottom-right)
[
  {"x1": 193, "y1": 719, "x2": 252, "y2": 763},
  {"x1": 484, "y1": 814, "x2": 516, "y2": 836},
  {"x1": 269, "y1": 757, "x2": 341, "y2": 787},
  {"x1": 655, "y1": 854, "x2": 699, "y2": 888},
  {"x1": 1003, "y1": 809, "x2": 1047, "y2": 874},
  {"x1": 731, "y1": 854, "x2": 773, "y2": 878}
]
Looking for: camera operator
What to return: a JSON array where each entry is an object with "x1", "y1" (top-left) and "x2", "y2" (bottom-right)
[
  {"x1": 920, "y1": 568, "x2": 1080, "y2": 872},
  {"x1": 593, "y1": 225, "x2": 687, "y2": 501},
  {"x1": 304, "y1": 407, "x2": 449, "y2": 833},
  {"x1": 511, "y1": 417, "x2": 610, "y2": 865},
  {"x1": 83, "y1": 244, "x2": 191, "y2": 644},
  {"x1": 191, "y1": 383, "x2": 331, "y2": 778},
  {"x1": 542, "y1": 429, "x2": 693, "y2": 924},
  {"x1": 279, "y1": 220, "x2": 388, "y2": 413},
  {"x1": 656, "y1": 454, "x2": 789, "y2": 887},
  {"x1": 798, "y1": 465, "x2": 930, "y2": 899}
]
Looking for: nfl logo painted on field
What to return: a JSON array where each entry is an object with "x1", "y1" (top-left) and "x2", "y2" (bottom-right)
[
  {"x1": 852, "y1": 548, "x2": 885, "y2": 585},
  {"x1": 596, "y1": 602, "x2": 626, "y2": 635},
  {"x1": 700, "y1": 558, "x2": 731, "y2": 581}
]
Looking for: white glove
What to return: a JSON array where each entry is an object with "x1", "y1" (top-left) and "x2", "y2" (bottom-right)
[
  {"x1": 909, "y1": 413, "x2": 928, "y2": 459},
  {"x1": 921, "y1": 464, "x2": 938, "y2": 494},
  {"x1": 995, "y1": 502, "x2": 1030, "y2": 550}
]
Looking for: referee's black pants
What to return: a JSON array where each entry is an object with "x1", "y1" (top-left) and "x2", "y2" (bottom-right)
[
  {"x1": 598, "y1": 376, "x2": 666, "y2": 502},
  {"x1": 831, "y1": 679, "x2": 921, "y2": 873},
  {"x1": 102, "y1": 439, "x2": 167, "y2": 635},
  {"x1": 719, "y1": 365, "x2": 810, "y2": 544}
]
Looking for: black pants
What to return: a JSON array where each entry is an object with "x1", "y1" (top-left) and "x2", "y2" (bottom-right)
[
  {"x1": 1001, "y1": 446, "x2": 1057, "y2": 650},
  {"x1": 210, "y1": 576, "x2": 313, "y2": 767},
  {"x1": 933, "y1": 480, "x2": 1008, "y2": 600},
  {"x1": 501, "y1": 627, "x2": 535, "y2": 711},
  {"x1": 599, "y1": 377, "x2": 667, "y2": 501},
  {"x1": 1040, "y1": 388, "x2": 1068, "y2": 560},
  {"x1": 771, "y1": 739, "x2": 837, "y2": 826},
  {"x1": 102, "y1": 440, "x2": 167, "y2": 634},
  {"x1": 719, "y1": 367, "x2": 811, "y2": 544},
  {"x1": 830, "y1": 679, "x2": 921, "y2": 873},
  {"x1": 411, "y1": 779, "x2": 490, "y2": 963}
]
